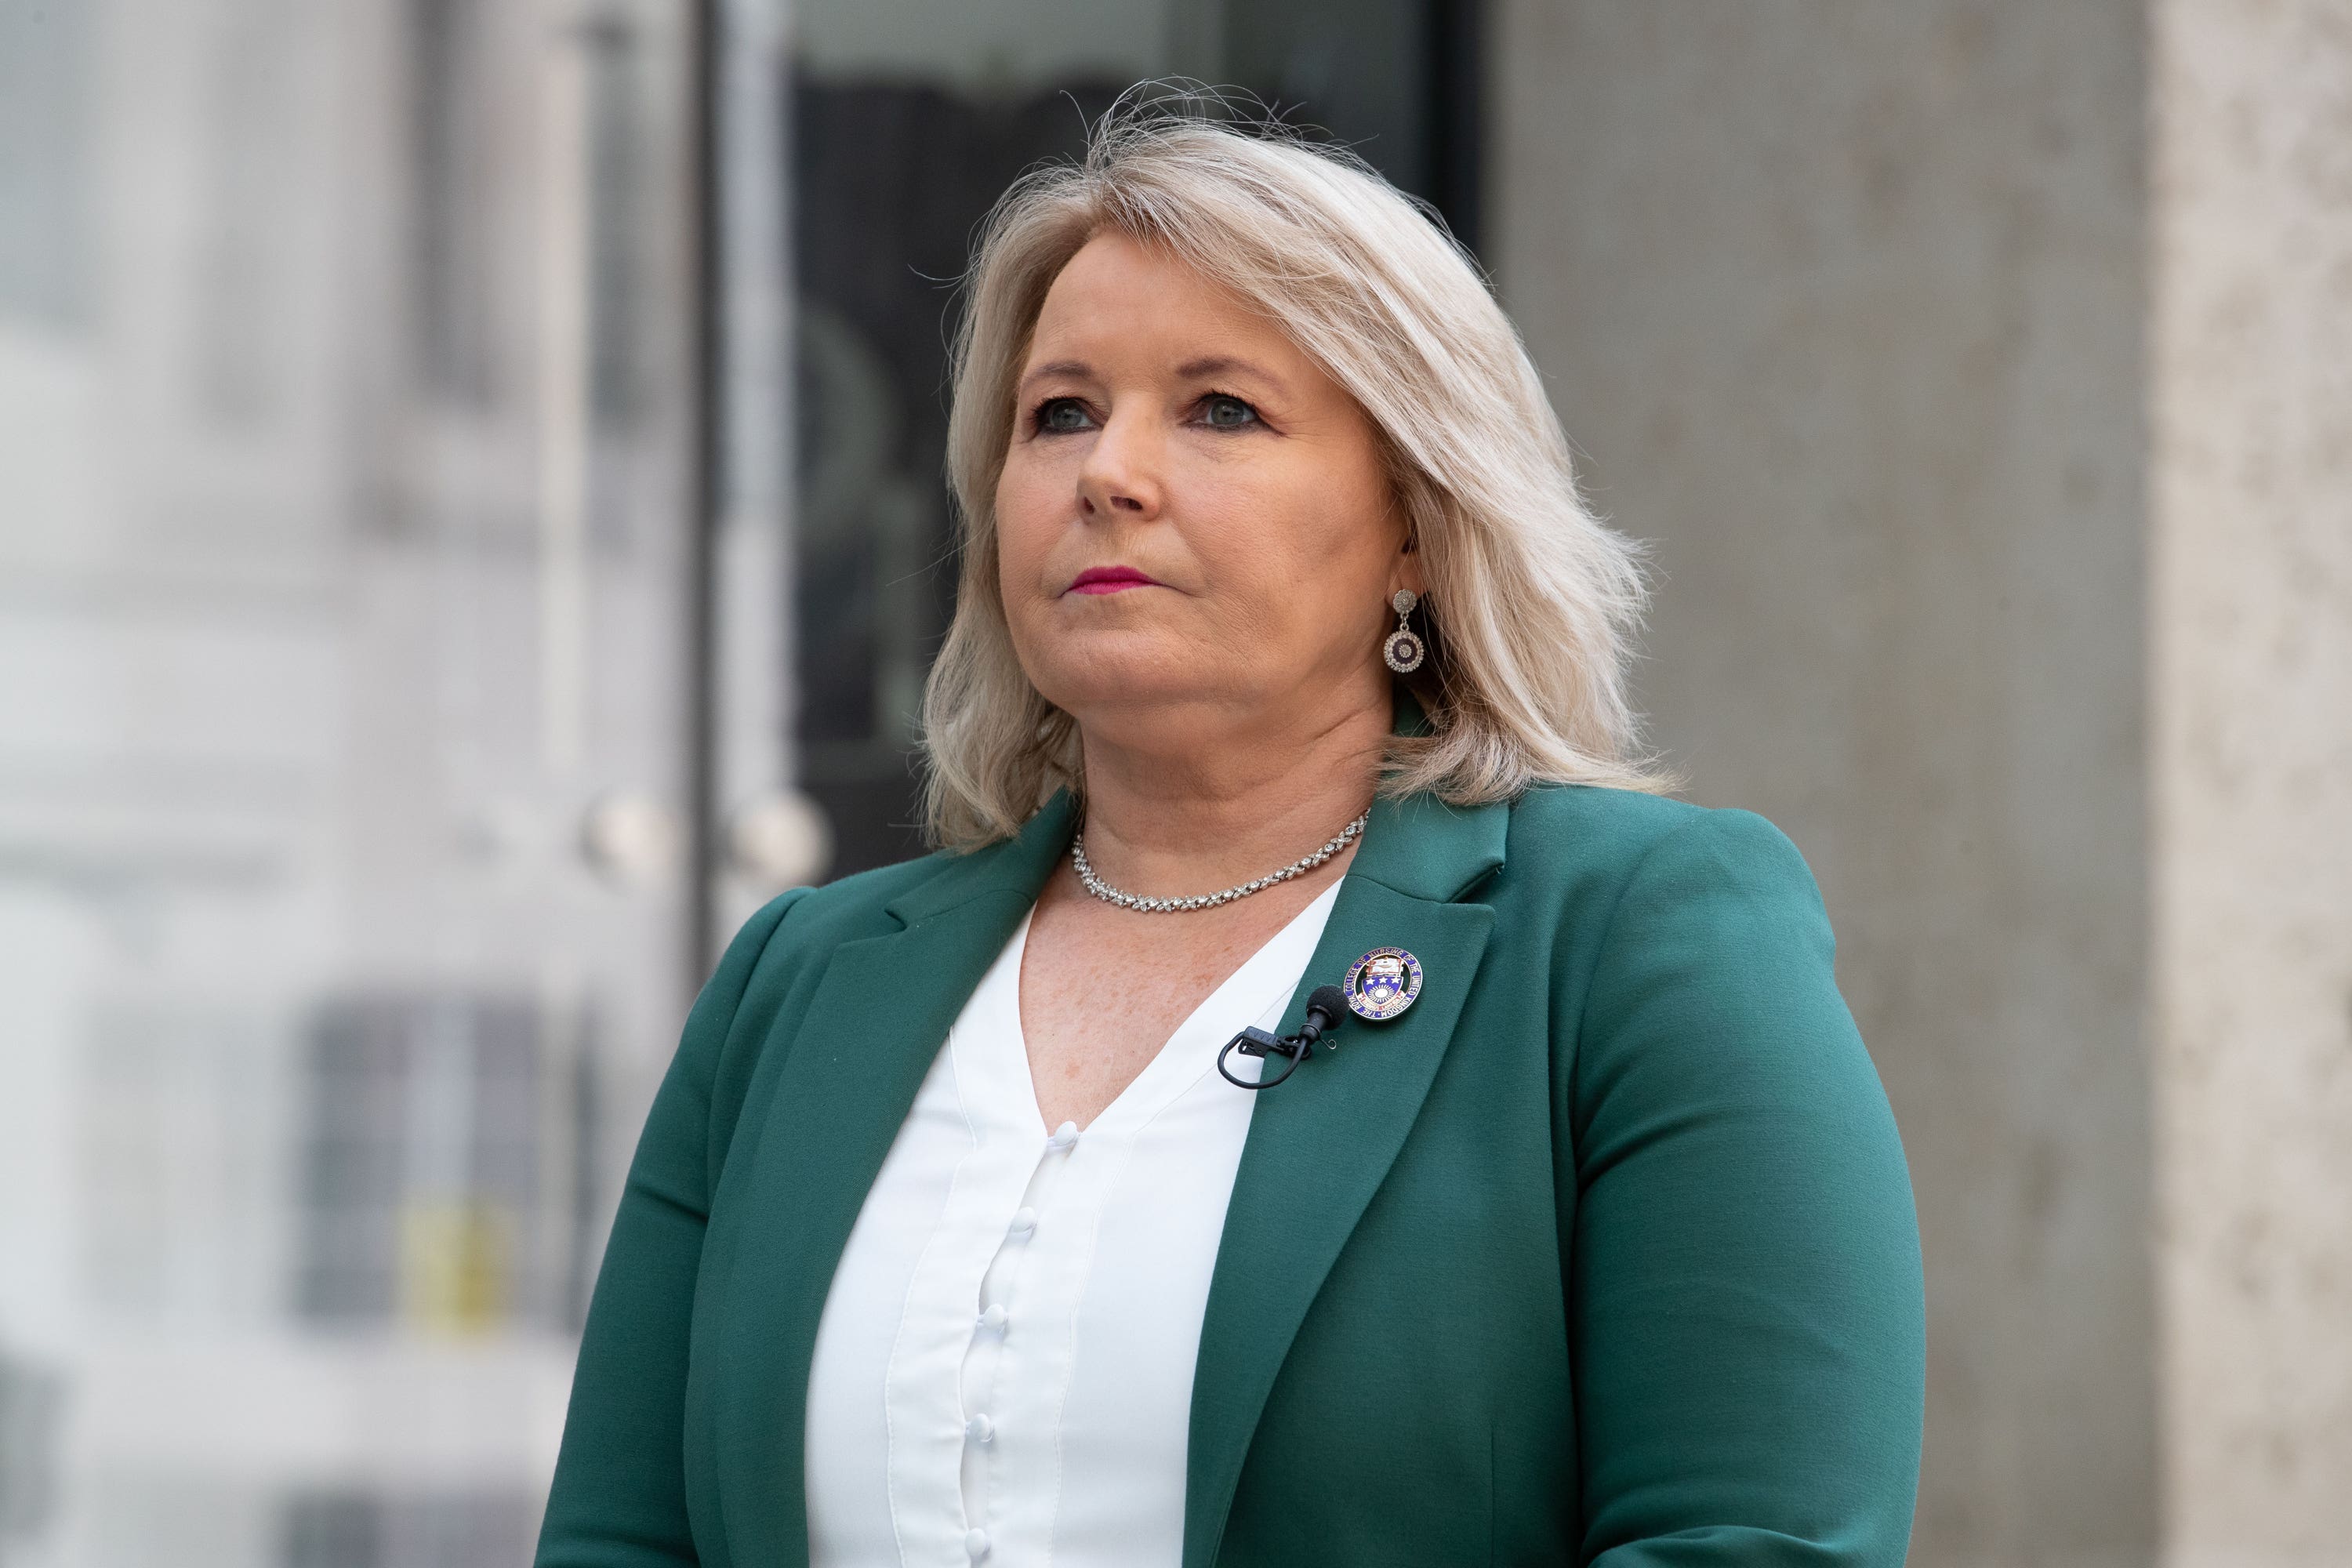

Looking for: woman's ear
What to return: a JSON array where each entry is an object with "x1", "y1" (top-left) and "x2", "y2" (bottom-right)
[
  {"x1": 1385, "y1": 483, "x2": 1427, "y2": 595},
  {"x1": 1392, "y1": 533, "x2": 1429, "y2": 600}
]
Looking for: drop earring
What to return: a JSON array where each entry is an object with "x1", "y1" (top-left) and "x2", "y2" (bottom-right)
[{"x1": 1382, "y1": 590, "x2": 1425, "y2": 673}]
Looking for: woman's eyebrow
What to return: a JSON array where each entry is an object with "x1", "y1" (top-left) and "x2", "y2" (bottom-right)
[
  {"x1": 1017, "y1": 355, "x2": 1289, "y2": 394},
  {"x1": 1175, "y1": 354, "x2": 1283, "y2": 390},
  {"x1": 1018, "y1": 360, "x2": 1092, "y2": 392}
]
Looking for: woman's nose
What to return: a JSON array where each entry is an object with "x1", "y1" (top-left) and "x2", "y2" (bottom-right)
[{"x1": 1075, "y1": 409, "x2": 1163, "y2": 521}]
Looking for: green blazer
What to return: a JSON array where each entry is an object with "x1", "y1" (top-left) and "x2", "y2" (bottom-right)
[{"x1": 536, "y1": 779, "x2": 1924, "y2": 1568}]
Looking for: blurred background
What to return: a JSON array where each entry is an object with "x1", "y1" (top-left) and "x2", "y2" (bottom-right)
[{"x1": 0, "y1": 2, "x2": 2344, "y2": 1566}]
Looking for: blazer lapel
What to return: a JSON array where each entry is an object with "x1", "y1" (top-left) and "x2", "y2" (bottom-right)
[
  {"x1": 1182, "y1": 789, "x2": 1508, "y2": 1568},
  {"x1": 703, "y1": 793, "x2": 1076, "y2": 1568}
]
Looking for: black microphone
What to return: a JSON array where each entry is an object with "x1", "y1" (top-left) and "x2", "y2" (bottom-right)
[
  {"x1": 1295, "y1": 985, "x2": 1348, "y2": 1051},
  {"x1": 1217, "y1": 984, "x2": 1349, "y2": 1090}
]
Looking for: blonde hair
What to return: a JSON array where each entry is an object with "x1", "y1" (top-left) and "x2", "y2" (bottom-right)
[{"x1": 920, "y1": 88, "x2": 1670, "y2": 848}]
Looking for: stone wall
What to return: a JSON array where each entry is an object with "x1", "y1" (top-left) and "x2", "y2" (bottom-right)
[
  {"x1": 1497, "y1": 3, "x2": 2352, "y2": 1561},
  {"x1": 2151, "y1": 2, "x2": 2352, "y2": 1562}
]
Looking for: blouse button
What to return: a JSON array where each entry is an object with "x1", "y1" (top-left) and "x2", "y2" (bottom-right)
[
  {"x1": 978, "y1": 1302, "x2": 1009, "y2": 1333},
  {"x1": 965, "y1": 1412, "x2": 995, "y2": 1444},
  {"x1": 964, "y1": 1526, "x2": 991, "y2": 1559},
  {"x1": 1048, "y1": 1120, "x2": 1080, "y2": 1151},
  {"x1": 1007, "y1": 1207, "x2": 1038, "y2": 1236}
]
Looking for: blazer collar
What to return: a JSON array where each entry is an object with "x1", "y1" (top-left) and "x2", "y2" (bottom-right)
[
  {"x1": 1180, "y1": 715, "x2": 1508, "y2": 1568},
  {"x1": 702, "y1": 845, "x2": 1048, "y2": 1568},
  {"x1": 883, "y1": 786, "x2": 1077, "y2": 927},
  {"x1": 1344, "y1": 785, "x2": 1508, "y2": 903},
  {"x1": 1296, "y1": 686, "x2": 1507, "y2": 904}
]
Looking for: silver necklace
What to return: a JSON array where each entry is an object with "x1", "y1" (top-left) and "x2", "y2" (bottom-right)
[{"x1": 1070, "y1": 807, "x2": 1370, "y2": 913}]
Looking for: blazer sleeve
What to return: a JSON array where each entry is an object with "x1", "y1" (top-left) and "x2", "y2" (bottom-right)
[
  {"x1": 534, "y1": 889, "x2": 806, "y2": 1568},
  {"x1": 1566, "y1": 810, "x2": 1925, "y2": 1568}
]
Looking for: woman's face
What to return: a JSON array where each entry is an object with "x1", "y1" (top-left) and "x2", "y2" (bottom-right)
[{"x1": 994, "y1": 230, "x2": 1420, "y2": 751}]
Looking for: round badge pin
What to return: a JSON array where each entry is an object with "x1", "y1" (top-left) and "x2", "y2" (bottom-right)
[{"x1": 1344, "y1": 946, "x2": 1424, "y2": 1022}]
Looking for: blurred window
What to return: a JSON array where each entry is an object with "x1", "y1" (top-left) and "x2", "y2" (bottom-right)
[
  {"x1": 408, "y1": 0, "x2": 499, "y2": 408},
  {"x1": 0, "y1": 0, "x2": 96, "y2": 328}
]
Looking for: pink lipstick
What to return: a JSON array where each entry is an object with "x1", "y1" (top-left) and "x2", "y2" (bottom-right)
[{"x1": 1066, "y1": 566, "x2": 1162, "y2": 595}]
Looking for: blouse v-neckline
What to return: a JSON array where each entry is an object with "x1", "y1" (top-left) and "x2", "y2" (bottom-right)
[{"x1": 978, "y1": 879, "x2": 1348, "y2": 1140}]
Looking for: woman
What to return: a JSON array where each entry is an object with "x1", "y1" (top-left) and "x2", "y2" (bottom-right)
[{"x1": 537, "y1": 101, "x2": 1924, "y2": 1568}]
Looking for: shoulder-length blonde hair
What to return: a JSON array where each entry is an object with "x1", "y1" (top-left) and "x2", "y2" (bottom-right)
[{"x1": 920, "y1": 89, "x2": 1669, "y2": 849}]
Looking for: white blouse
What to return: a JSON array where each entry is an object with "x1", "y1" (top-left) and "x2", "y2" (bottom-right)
[{"x1": 804, "y1": 880, "x2": 1343, "y2": 1568}]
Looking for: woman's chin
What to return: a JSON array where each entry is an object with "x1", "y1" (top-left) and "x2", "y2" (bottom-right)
[{"x1": 1028, "y1": 648, "x2": 1249, "y2": 728}]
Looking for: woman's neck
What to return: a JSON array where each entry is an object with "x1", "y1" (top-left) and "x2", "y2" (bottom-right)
[{"x1": 1069, "y1": 690, "x2": 1392, "y2": 898}]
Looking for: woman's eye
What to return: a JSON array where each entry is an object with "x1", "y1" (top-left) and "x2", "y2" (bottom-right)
[
  {"x1": 1200, "y1": 394, "x2": 1259, "y2": 430},
  {"x1": 1036, "y1": 398, "x2": 1092, "y2": 434}
]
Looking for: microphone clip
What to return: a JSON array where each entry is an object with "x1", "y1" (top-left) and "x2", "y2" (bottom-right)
[{"x1": 1216, "y1": 985, "x2": 1348, "y2": 1091}]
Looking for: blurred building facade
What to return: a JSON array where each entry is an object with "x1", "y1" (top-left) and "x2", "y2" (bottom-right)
[
  {"x1": 1, "y1": 0, "x2": 704, "y2": 1563},
  {"x1": 3, "y1": 2, "x2": 2349, "y2": 1567}
]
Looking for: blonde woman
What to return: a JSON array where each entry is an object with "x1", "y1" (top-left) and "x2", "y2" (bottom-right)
[{"x1": 538, "y1": 96, "x2": 1923, "y2": 1568}]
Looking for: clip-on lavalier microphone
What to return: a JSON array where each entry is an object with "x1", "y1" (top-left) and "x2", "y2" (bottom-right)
[{"x1": 1217, "y1": 985, "x2": 1349, "y2": 1091}]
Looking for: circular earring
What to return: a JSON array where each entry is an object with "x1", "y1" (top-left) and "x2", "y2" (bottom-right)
[{"x1": 1383, "y1": 590, "x2": 1425, "y2": 673}]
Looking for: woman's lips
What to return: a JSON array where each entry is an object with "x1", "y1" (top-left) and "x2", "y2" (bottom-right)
[{"x1": 1065, "y1": 566, "x2": 1163, "y2": 595}]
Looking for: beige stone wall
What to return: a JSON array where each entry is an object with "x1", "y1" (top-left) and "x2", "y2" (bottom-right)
[
  {"x1": 1497, "y1": 1, "x2": 2352, "y2": 1562},
  {"x1": 2151, "y1": 2, "x2": 2352, "y2": 1562},
  {"x1": 1493, "y1": 4, "x2": 2161, "y2": 1563}
]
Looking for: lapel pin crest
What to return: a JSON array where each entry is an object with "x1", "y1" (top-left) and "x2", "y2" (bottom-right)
[{"x1": 1344, "y1": 947, "x2": 1423, "y2": 1022}]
